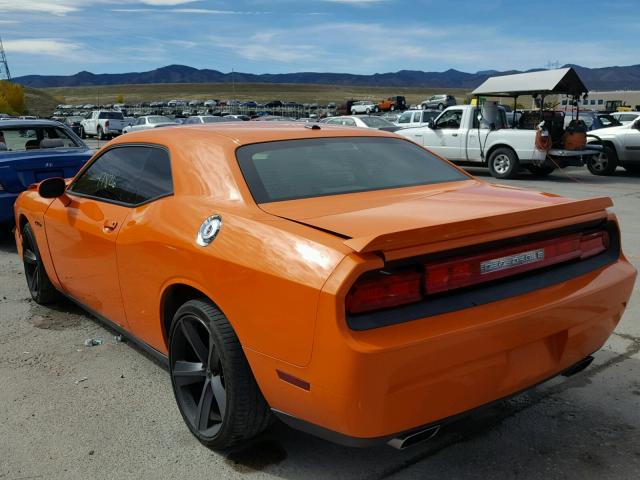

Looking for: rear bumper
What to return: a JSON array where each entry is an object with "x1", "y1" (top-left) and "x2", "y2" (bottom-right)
[
  {"x1": 0, "y1": 192, "x2": 19, "y2": 223},
  {"x1": 248, "y1": 256, "x2": 636, "y2": 442}
]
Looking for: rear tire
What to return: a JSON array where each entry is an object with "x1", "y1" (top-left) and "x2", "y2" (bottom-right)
[
  {"x1": 97, "y1": 126, "x2": 105, "y2": 141},
  {"x1": 169, "y1": 299, "x2": 271, "y2": 449},
  {"x1": 488, "y1": 147, "x2": 520, "y2": 179},
  {"x1": 587, "y1": 147, "x2": 618, "y2": 176},
  {"x1": 22, "y1": 223, "x2": 59, "y2": 305}
]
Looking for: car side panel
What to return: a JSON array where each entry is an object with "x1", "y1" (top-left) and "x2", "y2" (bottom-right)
[{"x1": 115, "y1": 197, "x2": 347, "y2": 366}]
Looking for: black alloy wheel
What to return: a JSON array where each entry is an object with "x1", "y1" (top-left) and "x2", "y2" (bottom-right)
[
  {"x1": 22, "y1": 223, "x2": 58, "y2": 304},
  {"x1": 169, "y1": 299, "x2": 271, "y2": 449}
]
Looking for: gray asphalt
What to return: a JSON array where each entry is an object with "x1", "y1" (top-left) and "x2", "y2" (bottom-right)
[{"x1": 0, "y1": 166, "x2": 638, "y2": 480}]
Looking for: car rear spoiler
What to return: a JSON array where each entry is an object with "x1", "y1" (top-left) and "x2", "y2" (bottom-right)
[{"x1": 343, "y1": 197, "x2": 613, "y2": 254}]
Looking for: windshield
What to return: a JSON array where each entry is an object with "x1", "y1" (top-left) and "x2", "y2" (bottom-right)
[
  {"x1": 359, "y1": 116, "x2": 394, "y2": 128},
  {"x1": 202, "y1": 116, "x2": 224, "y2": 123},
  {"x1": 98, "y1": 112, "x2": 124, "y2": 120},
  {"x1": 237, "y1": 137, "x2": 468, "y2": 203},
  {"x1": 148, "y1": 116, "x2": 172, "y2": 124},
  {"x1": 0, "y1": 126, "x2": 82, "y2": 152},
  {"x1": 597, "y1": 115, "x2": 621, "y2": 128},
  {"x1": 397, "y1": 111, "x2": 413, "y2": 124}
]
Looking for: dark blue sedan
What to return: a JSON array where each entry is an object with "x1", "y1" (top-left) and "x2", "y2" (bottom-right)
[{"x1": 0, "y1": 119, "x2": 93, "y2": 224}]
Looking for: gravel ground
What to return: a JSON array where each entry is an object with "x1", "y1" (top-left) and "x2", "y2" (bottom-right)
[{"x1": 0, "y1": 166, "x2": 638, "y2": 480}]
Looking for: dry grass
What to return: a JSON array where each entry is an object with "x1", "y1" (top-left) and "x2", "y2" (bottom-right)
[{"x1": 43, "y1": 82, "x2": 472, "y2": 106}]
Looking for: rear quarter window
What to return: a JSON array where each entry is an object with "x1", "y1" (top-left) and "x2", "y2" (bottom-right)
[{"x1": 237, "y1": 137, "x2": 468, "y2": 203}]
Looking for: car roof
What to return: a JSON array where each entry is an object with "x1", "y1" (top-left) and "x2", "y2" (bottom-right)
[
  {"x1": 0, "y1": 119, "x2": 64, "y2": 128},
  {"x1": 110, "y1": 122, "x2": 396, "y2": 148}
]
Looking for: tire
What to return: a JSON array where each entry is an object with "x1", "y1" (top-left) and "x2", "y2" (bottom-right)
[
  {"x1": 438, "y1": 103, "x2": 444, "y2": 110},
  {"x1": 526, "y1": 165, "x2": 556, "y2": 176},
  {"x1": 622, "y1": 164, "x2": 640, "y2": 175},
  {"x1": 587, "y1": 147, "x2": 618, "y2": 176},
  {"x1": 169, "y1": 299, "x2": 271, "y2": 449},
  {"x1": 365, "y1": 108, "x2": 371, "y2": 114},
  {"x1": 351, "y1": 109, "x2": 357, "y2": 115},
  {"x1": 79, "y1": 127, "x2": 86, "y2": 139},
  {"x1": 488, "y1": 147, "x2": 520, "y2": 179},
  {"x1": 390, "y1": 105, "x2": 395, "y2": 111},
  {"x1": 22, "y1": 223, "x2": 59, "y2": 305},
  {"x1": 97, "y1": 126, "x2": 105, "y2": 141}
]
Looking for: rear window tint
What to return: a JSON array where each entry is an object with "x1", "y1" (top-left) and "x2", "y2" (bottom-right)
[
  {"x1": 98, "y1": 112, "x2": 124, "y2": 120},
  {"x1": 237, "y1": 137, "x2": 468, "y2": 203}
]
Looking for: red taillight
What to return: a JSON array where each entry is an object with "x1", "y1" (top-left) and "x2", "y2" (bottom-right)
[
  {"x1": 105, "y1": 120, "x2": 110, "y2": 129},
  {"x1": 425, "y1": 231, "x2": 609, "y2": 295},
  {"x1": 346, "y1": 271, "x2": 422, "y2": 314},
  {"x1": 346, "y1": 230, "x2": 609, "y2": 315}
]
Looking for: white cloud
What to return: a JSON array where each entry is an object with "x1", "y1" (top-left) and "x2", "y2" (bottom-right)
[
  {"x1": 210, "y1": 33, "x2": 315, "y2": 63},
  {"x1": 112, "y1": 7, "x2": 268, "y2": 14},
  {"x1": 0, "y1": 0, "x2": 79, "y2": 15},
  {"x1": 2, "y1": 39, "x2": 84, "y2": 57},
  {"x1": 140, "y1": 0, "x2": 196, "y2": 4},
  {"x1": 322, "y1": 0, "x2": 385, "y2": 4}
]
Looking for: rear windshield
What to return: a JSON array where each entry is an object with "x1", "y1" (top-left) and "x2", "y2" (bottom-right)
[
  {"x1": 98, "y1": 112, "x2": 124, "y2": 120},
  {"x1": 0, "y1": 126, "x2": 81, "y2": 152},
  {"x1": 237, "y1": 137, "x2": 468, "y2": 203}
]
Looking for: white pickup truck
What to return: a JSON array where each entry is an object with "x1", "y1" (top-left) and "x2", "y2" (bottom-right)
[
  {"x1": 398, "y1": 105, "x2": 596, "y2": 179},
  {"x1": 80, "y1": 110, "x2": 126, "y2": 140}
]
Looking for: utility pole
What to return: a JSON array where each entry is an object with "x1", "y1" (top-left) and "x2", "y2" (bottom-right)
[{"x1": 0, "y1": 34, "x2": 11, "y2": 80}]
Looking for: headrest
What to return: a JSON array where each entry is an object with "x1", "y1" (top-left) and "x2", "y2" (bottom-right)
[{"x1": 40, "y1": 138, "x2": 65, "y2": 149}]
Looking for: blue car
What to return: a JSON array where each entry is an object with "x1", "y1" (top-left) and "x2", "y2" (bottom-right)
[{"x1": 0, "y1": 119, "x2": 93, "y2": 224}]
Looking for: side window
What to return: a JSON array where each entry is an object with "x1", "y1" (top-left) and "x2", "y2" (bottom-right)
[
  {"x1": 413, "y1": 112, "x2": 421, "y2": 123},
  {"x1": 397, "y1": 112, "x2": 411, "y2": 124},
  {"x1": 341, "y1": 118, "x2": 356, "y2": 127},
  {"x1": 597, "y1": 99, "x2": 604, "y2": 105},
  {"x1": 435, "y1": 109, "x2": 462, "y2": 129},
  {"x1": 70, "y1": 146, "x2": 173, "y2": 206},
  {"x1": 137, "y1": 118, "x2": 146, "y2": 125},
  {"x1": 43, "y1": 127, "x2": 80, "y2": 148}
]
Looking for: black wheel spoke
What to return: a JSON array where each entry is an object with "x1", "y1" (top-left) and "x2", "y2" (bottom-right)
[
  {"x1": 211, "y1": 374, "x2": 226, "y2": 418},
  {"x1": 181, "y1": 319, "x2": 209, "y2": 366},
  {"x1": 23, "y1": 249, "x2": 37, "y2": 265},
  {"x1": 172, "y1": 360, "x2": 206, "y2": 386},
  {"x1": 196, "y1": 378, "x2": 214, "y2": 430}
]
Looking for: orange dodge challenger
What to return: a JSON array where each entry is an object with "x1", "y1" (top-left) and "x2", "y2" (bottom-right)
[{"x1": 13, "y1": 124, "x2": 636, "y2": 449}]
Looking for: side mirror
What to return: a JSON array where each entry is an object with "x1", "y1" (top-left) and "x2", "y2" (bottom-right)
[
  {"x1": 38, "y1": 177, "x2": 66, "y2": 198},
  {"x1": 427, "y1": 120, "x2": 436, "y2": 129}
]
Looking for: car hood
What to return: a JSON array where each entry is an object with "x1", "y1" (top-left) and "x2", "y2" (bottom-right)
[
  {"x1": 590, "y1": 124, "x2": 631, "y2": 136},
  {"x1": 259, "y1": 180, "x2": 611, "y2": 254}
]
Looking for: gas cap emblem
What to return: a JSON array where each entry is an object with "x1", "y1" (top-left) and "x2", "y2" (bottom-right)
[{"x1": 196, "y1": 215, "x2": 222, "y2": 246}]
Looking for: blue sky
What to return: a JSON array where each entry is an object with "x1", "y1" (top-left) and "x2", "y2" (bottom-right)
[{"x1": 0, "y1": 0, "x2": 638, "y2": 77}]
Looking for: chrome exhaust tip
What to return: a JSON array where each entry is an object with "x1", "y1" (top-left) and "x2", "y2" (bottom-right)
[{"x1": 388, "y1": 425, "x2": 440, "y2": 450}]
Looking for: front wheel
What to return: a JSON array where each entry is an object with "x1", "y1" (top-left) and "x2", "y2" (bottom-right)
[
  {"x1": 365, "y1": 108, "x2": 371, "y2": 114},
  {"x1": 587, "y1": 148, "x2": 618, "y2": 176},
  {"x1": 488, "y1": 147, "x2": 520, "y2": 179},
  {"x1": 169, "y1": 299, "x2": 271, "y2": 449},
  {"x1": 22, "y1": 223, "x2": 59, "y2": 304}
]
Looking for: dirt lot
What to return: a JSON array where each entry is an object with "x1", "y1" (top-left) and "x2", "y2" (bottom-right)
[{"x1": 1, "y1": 167, "x2": 639, "y2": 480}]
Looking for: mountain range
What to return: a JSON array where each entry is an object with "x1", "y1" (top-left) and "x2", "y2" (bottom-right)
[{"x1": 12, "y1": 64, "x2": 640, "y2": 91}]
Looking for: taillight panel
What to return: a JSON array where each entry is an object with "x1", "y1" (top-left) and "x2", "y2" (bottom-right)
[{"x1": 346, "y1": 228, "x2": 611, "y2": 316}]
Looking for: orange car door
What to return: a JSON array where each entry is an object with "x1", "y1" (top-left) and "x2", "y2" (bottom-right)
[{"x1": 44, "y1": 146, "x2": 150, "y2": 328}]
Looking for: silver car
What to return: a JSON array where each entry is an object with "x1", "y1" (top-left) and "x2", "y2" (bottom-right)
[{"x1": 421, "y1": 94, "x2": 457, "y2": 111}]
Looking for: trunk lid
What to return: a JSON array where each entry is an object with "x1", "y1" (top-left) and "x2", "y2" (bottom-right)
[
  {"x1": 0, "y1": 149, "x2": 92, "y2": 192},
  {"x1": 258, "y1": 181, "x2": 612, "y2": 254}
]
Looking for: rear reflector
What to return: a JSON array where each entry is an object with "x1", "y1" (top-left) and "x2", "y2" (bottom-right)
[
  {"x1": 346, "y1": 230, "x2": 609, "y2": 315},
  {"x1": 346, "y1": 271, "x2": 422, "y2": 314}
]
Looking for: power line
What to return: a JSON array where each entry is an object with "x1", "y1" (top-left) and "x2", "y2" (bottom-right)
[{"x1": 0, "y1": 34, "x2": 11, "y2": 80}]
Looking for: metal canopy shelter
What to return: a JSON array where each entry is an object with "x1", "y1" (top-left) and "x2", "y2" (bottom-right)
[{"x1": 472, "y1": 67, "x2": 588, "y2": 98}]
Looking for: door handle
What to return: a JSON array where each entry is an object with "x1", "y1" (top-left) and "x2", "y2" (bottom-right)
[
  {"x1": 414, "y1": 133, "x2": 422, "y2": 137},
  {"x1": 452, "y1": 133, "x2": 458, "y2": 137},
  {"x1": 103, "y1": 219, "x2": 118, "y2": 231}
]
